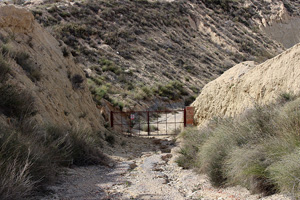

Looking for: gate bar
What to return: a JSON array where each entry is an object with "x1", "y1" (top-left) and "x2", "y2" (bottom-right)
[
  {"x1": 184, "y1": 108, "x2": 186, "y2": 127},
  {"x1": 147, "y1": 111, "x2": 150, "y2": 136},
  {"x1": 110, "y1": 111, "x2": 114, "y2": 128}
]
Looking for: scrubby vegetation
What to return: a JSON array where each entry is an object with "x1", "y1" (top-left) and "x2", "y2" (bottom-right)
[
  {"x1": 177, "y1": 95, "x2": 300, "y2": 197},
  {"x1": 14, "y1": 51, "x2": 41, "y2": 82},
  {"x1": 30, "y1": 0, "x2": 284, "y2": 109},
  {"x1": 0, "y1": 122, "x2": 110, "y2": 200},
  {"x1": 0, "y1": 49, "x2": 110, "y2": 200}
]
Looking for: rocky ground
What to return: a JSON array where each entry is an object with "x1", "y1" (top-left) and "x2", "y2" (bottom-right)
[{"x1": 39, "y1": 111, "x2": 291, "y2": 200}]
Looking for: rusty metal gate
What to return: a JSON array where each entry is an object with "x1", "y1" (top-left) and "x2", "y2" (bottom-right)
[
  {"x1": 110, "y1": 109, "x2": 186, "y2": 136},
  {"x1": 110, "y1": 108, "x2": 190, "y2": 136}
]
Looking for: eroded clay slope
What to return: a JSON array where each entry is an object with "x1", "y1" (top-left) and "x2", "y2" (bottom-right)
[
  {"x1": 0, "y1": 5, "x2": 105, "y2": 131},
  {"x1": 192, "y1": 43, "x2": 300, "y2": 126}
]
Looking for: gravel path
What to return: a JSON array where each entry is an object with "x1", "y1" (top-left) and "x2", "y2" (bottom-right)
[
  {"x1": 40, "y1": 137, "x2": 291, "y2": 200},
  {"x1": 40, "y1": 112, "x2": 291, "y2": 200}
]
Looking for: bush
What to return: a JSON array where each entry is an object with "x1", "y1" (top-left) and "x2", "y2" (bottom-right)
[
  {"x1": 279, "y1": 92, "x2": 296, "y2": 103},
  {"x1": 176, "y1": 127, "x2": 207, "y2": 169},
  {"x1": 67, "y1": 127, "x2": 108, "y2": 165},
  {"x1": 14, "y1": 52, "x2": 41, "y2": 82},
  {"x1": 0, "y1": 123, "x2": 110, "y2": 200},
  {"x1": 0, "y1": 56, "x2": 10, "y2": 82},
  {"x1": 105, "y1": 134, "x2": 115, "y2": 145},
  {"x1": 268, "y1": 149, "x2": 300, "y2": 198},
  {"x1": 62, "y1": 46, "x2": 70, "y2": 57},
  {"x1": 155, "y1": 81, "x2": 188, "y2": 100},
  {"x1": 184, "y1": 95, "x2": 196, "y2": 106},
  {"x1": 71, "y1": 74, "x2": 84, "y2": 89},
  {"x1": 99, "y1": 58, "x2": 121, "y2": 75},
  {"x1": 178, "y1": 96, "x2": 300, "y2": 196},
  {"x1": 0, "y1": 127, "x2": 34, "y2": 200},
  {"x1": 0, "y1": 84, "x2": 35, "y2": 119}
]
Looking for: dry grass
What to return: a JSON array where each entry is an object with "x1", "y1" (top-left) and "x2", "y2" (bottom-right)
[
  {"x1": 177, "y1": 95, "x2": 300, "y2": 196},
  {"x1": 0, "y1": 123, "x2": 111, "y2": 200}
]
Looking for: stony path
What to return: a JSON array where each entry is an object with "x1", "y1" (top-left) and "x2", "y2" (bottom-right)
[
  {"x1": 41, "y1": 136, "x2": 291, "y2": 200},
  {"x1": 41, "y1": 113, "x2": 291, "y2": 200}
]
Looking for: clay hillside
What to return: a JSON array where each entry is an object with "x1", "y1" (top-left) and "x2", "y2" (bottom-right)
[
  {"x1": 192, "y1": 42, "x2": 300, "y2": 126},
  {"x1": 25, "y1": 0, "x2": 300, "y2": 111},
  {"x1": 177, "y1": 43, "x2": 300, "y2": 198},
  {"x1": 0, "y1": 5, "x2": 113, "y2": 199},
  {"x1": 0, "y1": 5, "x2": 106, "y2": 131}
]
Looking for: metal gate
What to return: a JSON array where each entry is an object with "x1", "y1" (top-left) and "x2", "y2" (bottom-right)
[{"x1": 110, "y1": 108, "x2": 190, "y2": 136}]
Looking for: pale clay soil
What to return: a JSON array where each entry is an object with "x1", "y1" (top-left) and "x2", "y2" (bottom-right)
[{"x1": 41, "y1": 112, "x2": 291, "y2": 200}]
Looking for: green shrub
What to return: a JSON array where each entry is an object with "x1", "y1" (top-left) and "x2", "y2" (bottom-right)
[
  {"x1": 112, "y1": 99, "x2": 124, "y2": 111},
  {"x1": 176, "y1": 127, "x2": 209, "y2": 169},
  {"x1": 133, "y1": 87, "x2": 152, "y2": 100},
  {"x1": 1, "y1": 44, "x2": 12, "y2": 56},
  {"x1": 178, "y1": 96, "x2": 300, "y2": 196},
  {"x1": 279, "y1": 92, "x2": 296, "y2": 103},
  {"x1": 225, "y1": 145, "x2": 276, "y2": 195},
  {"x1": 95, "y1": 85, "x2": 109, "y2": 99},
  {"x1": 99, "y1": 58, "x2": 121, "y2": 75},
  {"x1": 155, "y1": 81, "x2": 188, "y2": 100},
  {"x1": 268, "y1": 149, "x2": 300, "y2": 198}
]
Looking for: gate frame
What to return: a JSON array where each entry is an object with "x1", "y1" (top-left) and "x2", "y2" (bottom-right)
[{"x1": 110, "y1": 107, "x2": 191, "y2": 136}]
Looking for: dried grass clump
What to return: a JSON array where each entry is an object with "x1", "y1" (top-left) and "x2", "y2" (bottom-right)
[{"x1": 177, "y1": 94, "x2": 300, "y2": 197}]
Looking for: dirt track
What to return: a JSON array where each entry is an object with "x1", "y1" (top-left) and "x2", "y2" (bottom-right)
[{"x1": 41, "y1": 112, "x2": 291, "y2": 200}]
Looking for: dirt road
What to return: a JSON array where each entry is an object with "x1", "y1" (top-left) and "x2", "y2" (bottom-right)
[{"x1": 41, "y1": 112, "x2": 291, "y2": 200}]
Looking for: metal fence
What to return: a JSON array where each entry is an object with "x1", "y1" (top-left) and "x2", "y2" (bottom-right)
[{"x1": 110, "y1": 109, "x2": 187, "y2": 136}]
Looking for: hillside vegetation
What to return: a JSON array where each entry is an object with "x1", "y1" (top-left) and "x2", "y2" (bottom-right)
[
  {"x1": 27, "y1": 0, "x2": 294, "y2": 109},
  {"x1": 0, "y1": 5, "x2": 112, "y2": 199},
  {"x1": 178, "y1": 94, "x2": 300, "y2": 197}
]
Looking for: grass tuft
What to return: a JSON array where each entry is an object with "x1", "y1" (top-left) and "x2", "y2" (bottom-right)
[
  {"x1": 0, "y1": 84, "x2": 35, "y2": 119},
  {"x1": 177, "y1": 96, "x2": 300, "y2": 196},
  {"x1": 14, "y1": 52, "x2": 41, "y2": 82}
]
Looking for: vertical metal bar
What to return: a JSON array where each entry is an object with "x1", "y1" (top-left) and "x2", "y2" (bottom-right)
[
  {"x1": 157, "y1": 111, "x2": 159, "y2": 135},
  {"x1": 166, "y1": 111, "x2": 167, "y2": 135},
  {"x1": 121, "y1": 113, "x2": 123, "y2": 133},
  {"x1": 184, "y1": 108, "x2": 187, "y2": 127},
  {"x1": 129, "y1": 112, "x2": 132, "y2": 135},
  {"x1": 110, "y1": 111, "x2": 114, "y2": 128},
  {"x1": 175, "y1": 111, "x2": 176, "y2": 135},
  {"x1": 147, "y1": 111, "x2": 150, "y2": 136}
]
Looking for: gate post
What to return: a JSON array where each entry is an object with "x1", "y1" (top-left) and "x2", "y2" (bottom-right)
[
  {"x1": 110, "y1": 111, "x2": 114, "y2": 128},
  {"x1": 184, "y1": 108, "x2": 187, "y2": 127},
  {"x1": 147, "y1": 111, "x2": 150, "y2": 136},
  {"x1": 185, "y1": 107, "x2": 195, "y2": 127}
]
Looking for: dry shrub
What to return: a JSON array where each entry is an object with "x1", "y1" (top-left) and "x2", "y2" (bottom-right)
[
  {"x1": 0, "y1": 123, "x2": 110, "y2": 200},
  {"x1": 178, "y1": 96, "x2": 300, "y2": 196},
  {"x1": 0, "y1": 158, "x2": 33, "y2": 200},
  {"x1": 0, "y1": 84, "x2": 35, "y2": 119},
  {"x1": 14, "y1": 51, "x2": 41, "y2": 82},
  {"x1": 176, "y1": 127, "x2": 209, "y2": 169},
  {"x1": 0, "y1": 56, "x2": 10, "y2": 82},
  {"x1": 268, "y1": 149, "x2": 300, "y2": 198}
]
